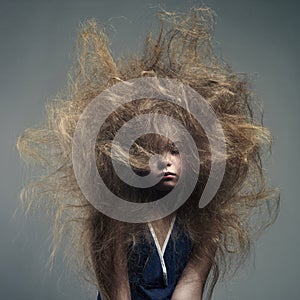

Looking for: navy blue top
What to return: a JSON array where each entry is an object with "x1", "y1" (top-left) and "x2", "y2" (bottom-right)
[{"x1": 97, "y1": 218, "x2": 192, "y2": 299}]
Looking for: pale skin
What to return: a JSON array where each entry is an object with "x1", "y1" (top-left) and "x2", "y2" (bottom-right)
[{"x1": 110, "y1": 148, "x2": 212, "y2": 299}]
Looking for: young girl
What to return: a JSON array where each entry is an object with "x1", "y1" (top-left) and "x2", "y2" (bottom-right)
[{"x1": 17, "y1": 7, "x2": 279, "y2": 300}]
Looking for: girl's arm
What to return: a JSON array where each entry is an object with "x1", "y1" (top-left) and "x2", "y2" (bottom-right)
[
  {"x1": 171, "y1": 251, "x2": 212, "y2": 300},
  {"x1": 96, "y1": 241, "x2": 131, "y2": 300},
  {"x1": 113, "y1": 263, "x2": 131, "y2": 300},
  {"x1": 111, "y1": 242, "x2": 131, "y2": 300}
]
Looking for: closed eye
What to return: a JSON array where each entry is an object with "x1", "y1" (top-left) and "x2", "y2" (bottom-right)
[{"x1": 170, "y1": 148, "x2": 179, "y2": 155}]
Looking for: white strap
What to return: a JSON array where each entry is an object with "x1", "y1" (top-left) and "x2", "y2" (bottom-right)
[{"x1": 148, "y1": 215, "x2": 176, "y2": 286}]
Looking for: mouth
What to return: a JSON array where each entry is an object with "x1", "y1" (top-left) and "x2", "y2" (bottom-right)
[{"x1": 163, "y1": 172, "x2": 176, "y2": 179}]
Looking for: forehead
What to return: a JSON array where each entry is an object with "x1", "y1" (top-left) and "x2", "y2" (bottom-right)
[
  {"x1": 98, "y1": 98, "x2": 198, "y2": 149},
  {"x1": 134, "y1": 133, "x2": 180, "y2": 152}
]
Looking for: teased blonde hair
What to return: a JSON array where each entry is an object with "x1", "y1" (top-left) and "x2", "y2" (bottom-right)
[{"x1": 17, "y1": 7, "x2": 279, "y2": 299}]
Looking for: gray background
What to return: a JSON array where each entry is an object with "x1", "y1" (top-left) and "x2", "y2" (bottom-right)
[{"x1": 1, "y1": 0, "x2": 299, "y2": 299}]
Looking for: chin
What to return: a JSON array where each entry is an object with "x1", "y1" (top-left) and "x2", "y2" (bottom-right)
[{"x1": 156, "y1": 184, "x2": 176, "y2": 192}]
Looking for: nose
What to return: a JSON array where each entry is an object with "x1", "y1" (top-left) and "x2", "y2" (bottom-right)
[{"x1": 157, "y1": 154, "x2": 172, "y2": 170}]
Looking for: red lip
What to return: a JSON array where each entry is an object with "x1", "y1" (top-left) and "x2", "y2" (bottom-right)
[
  {"x1": 163, "y1": 172, "x2": 176, "y2": 178},
  {"x1": 164, "y1": 172, "x2": 176, "y2": 176}
]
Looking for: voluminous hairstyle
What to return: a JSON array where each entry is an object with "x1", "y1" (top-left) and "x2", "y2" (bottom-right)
[{"x1": 17, "y1": 7, "x2": 279, "y2": 300}]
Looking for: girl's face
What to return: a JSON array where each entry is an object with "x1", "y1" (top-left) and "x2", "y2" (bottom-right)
[{"x1": 150, "y1": 144, "x2": 182, "y2": 192}]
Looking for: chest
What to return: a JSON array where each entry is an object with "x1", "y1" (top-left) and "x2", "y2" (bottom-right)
[{"x1": 127, "y1": 218, "x2": 193, "y2": 299}]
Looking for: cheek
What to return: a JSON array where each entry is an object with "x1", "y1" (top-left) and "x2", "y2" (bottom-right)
[{"x1": 175, "y1": 158, "x2": 182, "y2": 174}]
